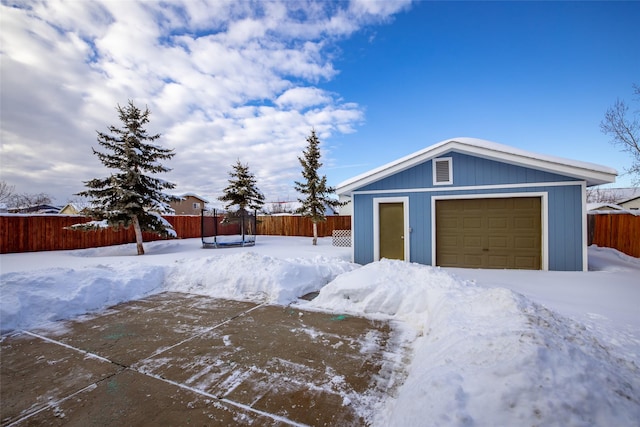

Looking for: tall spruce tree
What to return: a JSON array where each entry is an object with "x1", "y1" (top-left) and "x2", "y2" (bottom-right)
[
  {"x1": 76, "y1": 101, "x2": 177, "y2": 255},
  {"x1": 218, "y1": 160, "x2": 265, "y2": 212},
  {"x1": 218, "y1": 160, "x2": 264, "y2": 236},
  {"x1": 294, "y1": 129, "x2": 342, "y2": 245}
]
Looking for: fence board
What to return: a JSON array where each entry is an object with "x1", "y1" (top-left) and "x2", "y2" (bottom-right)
[
  {"x1": 0, "y1": 214, "x2": 352, "y2": 254},
  {"x1": 256, "y1": 216, "x2": 351, "y2": 237},
  {"x1": 588, "y1": 213, "x2": 640, "y2": 258}
]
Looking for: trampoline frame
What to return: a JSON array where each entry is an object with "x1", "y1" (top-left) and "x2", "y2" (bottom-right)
[{"x1": 201, "y1": 208, "x2": 257, "y2": 248}]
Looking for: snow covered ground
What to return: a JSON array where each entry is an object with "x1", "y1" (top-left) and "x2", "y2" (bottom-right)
[{"x1": 1, "y1": 237, "x2": 639, "y2": 426}]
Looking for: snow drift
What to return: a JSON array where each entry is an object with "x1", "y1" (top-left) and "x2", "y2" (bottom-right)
[
  {"x1": 1, "y1": 237, "x2": 639, "y2": 426},
  {"x1": 1, "y1": 263, "x2": 165, "y2": 332},
  {"x1": 309, "y1": 260, "x2": 640, "y2": 426},
  {"x1": 164, "y1": 251, "x2": 358, "y2": 304}
]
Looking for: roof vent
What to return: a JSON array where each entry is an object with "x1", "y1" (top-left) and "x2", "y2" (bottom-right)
[{"x1": 433, "y1": 157, "x2": 452, "y2": 185}]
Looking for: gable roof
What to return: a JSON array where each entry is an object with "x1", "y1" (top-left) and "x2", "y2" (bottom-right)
[
  {"x1": 337, "y1": 137, "x2": 617, "y2": 195},
  {"x1": 176, "y1": 193, "x2": 209, "y2": 203},
  {"x1": 622, "y1": 195, "x2": 640, "y2": 204},
  {"x1": 617, "y1": 189, "x2": 640, "y2": 205},
  {"x1": 586, "y1": 202, "x2": 625, "y2": 212},
  {"x1": 59, "y1": 202, "x2": 93, "y2": 214}
]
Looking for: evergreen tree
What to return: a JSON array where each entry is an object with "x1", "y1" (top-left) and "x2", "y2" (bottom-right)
[
  {"x1": 218, "y1": 160, "x2": 265, "y2": 212},
  {"x1": 294, "y1": 129, "x2": 342, "y2": 245},
  {"x1": 75, "y1": 101, "x2": 177, "y2": 255},
  {"x1": 218, "y1": 160, "x2": 264, "y2": 236}
]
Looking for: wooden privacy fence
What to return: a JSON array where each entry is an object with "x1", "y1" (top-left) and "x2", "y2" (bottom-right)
[
  {"x1": 588, "y1": 213, "x2": 640, "y2": 258},
  {"x1": 0, "y1": 215, "x2": 201, "y2": 254},
  {"x1": 0, "y1": 215, "x2": 351, "y2": 254},
  {"x1": 256, "y1": 216, "x2": 351, "y2": 237}
]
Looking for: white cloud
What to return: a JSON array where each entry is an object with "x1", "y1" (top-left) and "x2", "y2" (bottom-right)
[
  {"x1": 0, "y1": 0, "x2": 407, "y2": 205},
  {"x1": 349, "y1": 0, "x2": 412, "y2": 17},
  {"x1": 276, "y1": 87, "x2": 333, "y2": 109}
]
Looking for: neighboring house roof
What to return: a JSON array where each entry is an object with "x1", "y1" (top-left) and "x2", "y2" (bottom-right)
[
  {"x1": 620, "y1": 194, "x2": 640, "y2": 205},
  {"x1": 587, "y1": 187, "x2": 640, "y2": 205},
  {"x1": 176, "y1": 193, "x2": 209, "y2": 203},
  {"x1": 263, "y1": 201, "x2": 338, "y2": 216},
  {"x1": 9, "y1": 204, "x2": 62, "y2": 214},
  {"x1": 59, "y1": 202, "x2": 92, "y2": 214},
  {"x1": 614, "y1": 188, "x2": 640, "y2": 202},
  {"x1": 337, "y1": 137, "x2": 618, "y2": 195},
  {"x1": 587, "y1": 204, "x2": 640, "y2": 216},
  {"x1": 586, "y1": 202, "x2": 625, "y2": 212}
]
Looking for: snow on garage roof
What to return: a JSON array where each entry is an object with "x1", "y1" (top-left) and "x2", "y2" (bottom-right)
[{"x1": 337, "y1": 137, "x2": 618, "y2": 194}]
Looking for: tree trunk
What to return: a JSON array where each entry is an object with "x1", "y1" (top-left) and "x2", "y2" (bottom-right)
[
  {"x1": 312, "y1": 221, "x2": 318, "y2": 246},
  {"x1": 132, "y1": 215, "x2": 145, "y2": 255}
]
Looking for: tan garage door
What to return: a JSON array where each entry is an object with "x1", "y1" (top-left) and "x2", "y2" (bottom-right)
[{"x1": 436, "y1": 197, "x2": 542, "y2": 269}]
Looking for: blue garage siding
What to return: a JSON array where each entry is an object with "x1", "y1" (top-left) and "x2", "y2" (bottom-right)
[
  {"x1": 352, "y1": 183, "x2": 584, "y2": 271},
  {"x1": 546, "y1": 185, "x2": 583, "y2": 270},
  {"x1": 358, "y1": 152, "x2": 576, "y2": 192},
  {"x1": 353, "y1": 193, "x2": 375, "y2": 265}
]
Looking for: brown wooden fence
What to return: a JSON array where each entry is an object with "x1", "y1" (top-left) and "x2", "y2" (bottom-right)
[
  {"x1": 0, "y1": 215, "x2": 351, "y2": 254},
  {"x1": 256, "y1": 216, "x2": 351, "y2": 237},
  {"x1": 588, "y1": 213, "x2": 640, "y2": 258}
]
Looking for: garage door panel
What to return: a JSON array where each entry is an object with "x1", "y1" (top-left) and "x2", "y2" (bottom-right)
[
  {"x1": 439, "y1": 235, "x2": 460, "y2": 246},
  {"x1": 463, "y1": 217, "x2": 482, "y2": 229},
  {"x1": 463, "y1": 236, "x2": 482, "y2": 249},
  {"x1": 488, "y1": 255, "x2": 509, "y2": 268},
  {"x1": 441, "y1": 236, "x2": 461, "y2": 252},
  {"x1": 514, "y1": 236, "x2": 537, "y2": 249},
  {"x1": 514, "y1": 198, "x2": 537, "y2": 209},
  {"x1": 436, "y1": 197, "x2": 542, "y2": 270},
  {"x1": 514, "y1": 217, "x2": 536, "y2": 229},
  {"x1": 515, "y1": 256, "x2": 539, "y2": 269},
  {"x1": 488, "y1": 236, "x2": 508, "y2": 248},
  {"x1": 439, "y1": 217, "x2": 460, "y2": 229},
  {"x1": 488, "y1": 217, "x2": 508, "y2": 229},
  {"x1": 487, "y1": 198, "x2": 508, "y2": 209},
  {"x1": 463, "y1": 255, "x2": 484, "y2": 268},
  {"x1": 439, "y1": 253, "x2": 462, "y2": 266}
]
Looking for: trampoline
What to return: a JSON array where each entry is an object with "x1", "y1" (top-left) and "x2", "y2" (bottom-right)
[{"x1": 201, "y1": 209, "x2": 257, "y2": 248}]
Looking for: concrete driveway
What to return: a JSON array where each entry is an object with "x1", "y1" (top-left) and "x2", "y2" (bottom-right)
[{"x1": 1, "y1": 292, "x2": 408, "y2": 426}]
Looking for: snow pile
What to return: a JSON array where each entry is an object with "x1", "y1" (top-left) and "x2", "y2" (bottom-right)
[
  {"x1": 309, "y1": 259, "x2": 640, "y2": 426},
  {"x1": 1, "y1": 263, "x2": 165, "y2": 332},
  {"x1": 1, "y1": 238, "x2": 639, "y2": 425},
  {"x1": 164, "y1": 251, "x2": 358, "y2": 304},
  {"x1": 0, "y1": 246, "x2": 356, "y2": 333},
  {"x1": 589, "y1": 244, "x2": 640, "y2": 272}
]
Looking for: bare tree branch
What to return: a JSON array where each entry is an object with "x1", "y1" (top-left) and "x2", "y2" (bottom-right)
[
  {"x1": 0, "y1": 181, "x2": 15, "y2": 204},
  {"x1": 600, "y1": 84, "x2": 640, "y2": 185}
]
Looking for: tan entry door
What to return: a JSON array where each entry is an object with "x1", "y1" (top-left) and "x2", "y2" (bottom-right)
[
  {"x1": 436, "y1": 197, "x2": 542, "y2": 269},
  {"x1": 379, "y1": 202, "x2": 405, "y2": 260}
]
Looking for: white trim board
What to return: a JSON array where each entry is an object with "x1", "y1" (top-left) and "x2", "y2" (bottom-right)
[
  {"x1": 352, "y1": 180, "x2": 583, "y2": 196},
  {"x1": 430, "y1": 192, "x2": 549, "y2": 270},
  {"x1": 581, "y1": 182, "x2": 588, "y2": 272}
]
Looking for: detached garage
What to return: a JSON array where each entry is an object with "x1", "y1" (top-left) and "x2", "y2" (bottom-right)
[{"x1": 337, "y1": 138, "x2": 617, "y2": 271}]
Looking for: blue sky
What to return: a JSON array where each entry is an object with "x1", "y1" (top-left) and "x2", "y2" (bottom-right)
[
  {"x1": 323, "y1": 1, "x2": 640, "y2": 188},
  {"x1": 1, "y1": 1, "x2": 638, "y2": 207}
]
